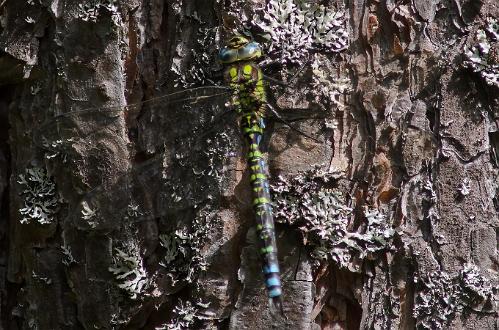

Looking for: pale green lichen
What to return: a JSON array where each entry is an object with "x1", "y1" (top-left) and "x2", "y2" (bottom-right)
[
  {"x1": 254, "y1": 0, "x2": 349, "y2": 64},
  {"x1": 414, "y1": 264, "x2": 497, "y2": 329},
  {"x1": 172, "y1": 26, "x2": 221, "y2": 87},
  {"x1": 159, "y1": 230, "x2": 189, "y2": 267},
  {"x1": 310, "y1": 54, "x2": 351, "y2": 107},
  {"x1": 158, "y1": 223, "x2": 208, "y2": 285},
  {"x1": 464, "y1": 17, "x2": 499, "y2": 88},
  {"x1": 17, "y1": 167, "x2": 59, "y2": 225},
  {"x1": 41, "y1": 137, "x2": 74, "y2": 162},
  {"x1": 77, "y1": 0, "x2": 121, "y2": 26},
  {"x1": 31, "y1": 271, "x2": 52, "y2": 285},
  {"x1": 457, "y1": 177, "x2": 471, "y2": 196},
  {"x1": 108, "y1": 245, "x2": 148, "y2": 299},
  {"x1": 271, "y1": 167, "x2": 394, "y2": 272},
  {"x1": 156, "y1": 299, "x2": 210, "y2": 330},
  {"x1": 61, "y1": 245, "x2": 77, "y2": 266}
]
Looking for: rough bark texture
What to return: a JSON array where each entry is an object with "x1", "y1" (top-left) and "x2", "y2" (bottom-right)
[{"x1": 0, "y1": 0, "x2": 498, "y2": 329}]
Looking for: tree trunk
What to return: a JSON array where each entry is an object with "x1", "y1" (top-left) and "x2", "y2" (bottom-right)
[{"x1": 0, "y1": 0, "x2": 497, "y2": 329}]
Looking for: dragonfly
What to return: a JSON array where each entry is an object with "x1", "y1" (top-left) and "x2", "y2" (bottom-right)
[{"x1": 32, "y1": 35, "x2": 328, "y2": 317}]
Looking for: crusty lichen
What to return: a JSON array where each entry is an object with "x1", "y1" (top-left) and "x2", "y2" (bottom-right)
[
  {"x1": 254, "y1": 0, "x2": 349, "y2": 64},
  {"x1": 17, "y1": 166, "x2": 60, "y2": 225},
  {"x1": 108, "y1": 244, "x2": 148, "y2": 299},
  {"x1": 414, "y1": 264, "x2": 498, "y2": 329},
  {"x1": 464, "y1": 17, "x2": 499, "y2": 88},
  {"x1": 271, "y1": 167, "x2": 394, "y2": 272}
]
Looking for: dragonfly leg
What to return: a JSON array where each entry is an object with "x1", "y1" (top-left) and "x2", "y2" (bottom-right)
[
  {"x1": 262, "y1": 55, "x2": 312, "y2": 88},
  {"x1": 267, "y1": 104, "x2": 321, "y2": 143}
]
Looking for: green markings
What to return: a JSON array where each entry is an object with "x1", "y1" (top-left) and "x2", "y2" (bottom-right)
[
  {"x1": 253, "y1": 197, "x2": 270, "y2": 205},
  {"x1": 229, "y1": 67, "x2": 238, "y2": 79},
  {"x1": 243, "y1": 64, "x2": 253, "y2": 76},
  {"x1": 247, "y1": 150, "x2": 263, "y2": 159},
  {"x1": 250, "y1": 173, "x2": 266, "y2": 182},
  {"x1": 250, "y1": 164, "x2": 261, "y2": 172},
  {"x1": 242, "y1": 126, "x2": 263, "y2": 135},
  {"x1": 256, "y1": 223, "x2": 273, "y2": 231},
  {"x1": 260, "y1": 246, "x2": 274, "y2": 254},
  {"x1": 255, "y1": 209, "x2": 271, "y2": 217},
  {"x1": 253, "y1": 186, "x2": 263, "y2": 193}
]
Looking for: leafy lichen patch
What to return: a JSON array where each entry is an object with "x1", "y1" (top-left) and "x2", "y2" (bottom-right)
[
  {"x1": 17, "y1": 166, "x2": 60, "y2": 225},
  {"x1": 271, "y1": 167, "x2": 394, "y2": 272},
  {"x1": 156, "y1": 206, "x2": 215, "y2": 289},
  {"x1": 253, "y1": 0, "x2": 349, "y2": 64},
  {"x1": 414, "y1": 264, "x2": 498, "y2": 329},
  {"x1": 108, "y1": 243, "x2": 148, "y2": 299},
  {"x1": 464, "y1": 17, "x2": 499, "y2": 88},
  {"x1": 77, "y1": 0, "x2": 121, "y2": 26},
  {"x1": 156, "y1": 299, "x2": 210, "y2": 330},
  {"x1": 171, "y1": 26, "x2": 221, "y2": 88}
]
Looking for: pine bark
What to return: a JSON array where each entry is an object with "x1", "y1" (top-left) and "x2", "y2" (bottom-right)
[{"x1": 0, "y1": 1, "x2": 498, "y2": 329}]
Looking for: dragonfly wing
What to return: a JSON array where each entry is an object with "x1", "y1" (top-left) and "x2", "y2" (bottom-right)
[
  {"x1": 33, "y1": 86, "x2": 232, "y2": 153},
  {"x1": 66, "y1": 108, "x2": 241, "y2": 232},
  {"x1": 135, "y1": 87, "x2": 233, "y2": 155}
]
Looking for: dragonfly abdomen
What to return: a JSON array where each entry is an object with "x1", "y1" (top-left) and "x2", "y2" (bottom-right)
[
  {"x1": 241, "y1": 95, "x2": 283, "y2": 311},
  {"x1": 247, "y1": 147, "x2": 283, "y2": 305}
]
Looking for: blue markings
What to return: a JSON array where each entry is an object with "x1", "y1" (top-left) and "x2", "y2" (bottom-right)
[
  {"x1": 269, "y1": 287, "x2": 282, "y2": 298},
  {"x1": 266, "y1": 276, "x2": 281, "y2": 287},
  {"x1": 258, "y1": 117, "x2": 266, "y2": 129},
  {"x1": 258, "y1": 159, "x2": 266, "y2": 170},
  {"x1": 263, "y1": 264, "x2": 280, "y2": 274}
]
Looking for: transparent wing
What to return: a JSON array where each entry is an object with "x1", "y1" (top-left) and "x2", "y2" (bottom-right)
[
  {"x1": 33, "y1": 85, "x2": 233, "y2": 153},
  {"x1": 69, "y1": 124, "x2": 240, "y2": 231},
  {"x1": 37, "y1": 75, "x2": 328, "y2": 231},
  {"x1": 37, "y1": 85, "x2": 241, "y2": 231}
]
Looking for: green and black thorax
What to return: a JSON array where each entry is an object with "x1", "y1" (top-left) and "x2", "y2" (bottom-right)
[{"x1": 219, "y1": 36, "x2": 267, "y2": 120}]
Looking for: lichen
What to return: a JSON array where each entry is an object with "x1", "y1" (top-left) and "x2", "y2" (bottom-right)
[
  {"x1": 77, "y1": 0, "x2": 121, "y2": 26},
  {"x1": 458, "y1": 264, "x2": 497, "y2": 311},
  {"x1": 80, "y1": 200, "x2": 99, "y2": 228},
  {"x1": 457, "y1": 177, "x2": 471, "y2": 196},
  {"x1": 17, "y1": 166, "x2": 60, "y2": 225},
  {"x1": 41, "y1": 137, "x2": 74, "y2": 162},
  {"x1": 309, "y1": 54, "x2": 352, "y2": 107},
  {"x1": 31, "y1": 271, "x2": 52, "y2": 285},
  {"x1": 414, "y1": 270, "x2": 456, "y2": 329},
  {"x1": 172, "y1": 26, "x2": 221, "y2": 88},
  {"x1": 108, "y1": 244, "x2": 148, "y2": 299},
  {"x1": 159, "y1": 230, "x2": 189, "y2": 270},
  {"x1": 61, "y1": 245, "x2": 77, "y2": 266},
  {"x1": 253, "y1": 0, "x2": 349, "y2": 64},
  {"x1": 464, "y1": 17, "x2": 499, "y2": 88},
  {"x1": 156, "y1": 299, "x2": 210, "y2": 330},
  {"x1": 158, "y1": 219, "x2": 209, "y2": 286},
  {"x1": 271, "y1": 166, "x2": 394, "y2": 271},
  {"x1": 414, "y1": 264, "x2": 498, "y2": 329}
]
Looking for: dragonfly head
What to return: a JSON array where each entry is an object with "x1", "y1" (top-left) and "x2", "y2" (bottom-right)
[{"x1": 219, "y1": 35, "x2": 262, "y2": 64}]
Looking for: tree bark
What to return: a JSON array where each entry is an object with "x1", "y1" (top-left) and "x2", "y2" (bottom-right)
[{"x1": 0, "y1": 0, "x2": 498, "y2": 329}]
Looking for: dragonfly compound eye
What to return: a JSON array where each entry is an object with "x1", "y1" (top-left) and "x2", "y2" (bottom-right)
[{"x1": 219, "y1": 37, "x2": 262, "y2": 64}]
